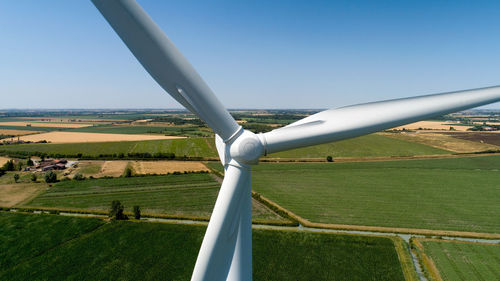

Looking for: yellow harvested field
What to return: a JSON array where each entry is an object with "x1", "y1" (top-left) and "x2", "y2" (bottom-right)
[
  {"x1": 16, "y1": 132, "x2": 185, "y2": 144},
  {"x1": 0, "y1": 184, "x2": 45, "y2": 207},
  {"x1": 0, "y1": 129, "x2": 41, "y2": 136},
  {"x1": 0, "y1": 122, "x2": 92, "y2": 128},
  {"x1": 392, "y1": 121, "x2": 472, "y2": 131},
  {"x1": 0, "y1": 157, "x2": 10, "y2": 166},
  {"x1": 132, "y1": 161, "x2": 210, "y2": 174},
  {"x1": 98, "y1": 161, "x2": 129, "y2": 177},
  {"x1": 384, "y1": 132, "x2": 500, "y2": 153}
]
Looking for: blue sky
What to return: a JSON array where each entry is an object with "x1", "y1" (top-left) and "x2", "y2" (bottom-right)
[{"x1": 1, "y1": 0, "x2": 500, "y2": 109}]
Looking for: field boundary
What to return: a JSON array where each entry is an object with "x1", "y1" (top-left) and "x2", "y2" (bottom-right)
[
  {"x1": 253, "y1": 192, "x2": 500, "y2": 239},
  {"x1": 411, "y1": 238, "x2": 443, "y2": 281},
  {"x1": 389, "y1": 236, "x2": 420, "y2": 281},
  {"x1": 0, "y1": 206, "x2": 296, "y2": 227}
]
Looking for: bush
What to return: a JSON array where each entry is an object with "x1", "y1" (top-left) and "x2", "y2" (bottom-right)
[
  {"x1": 73, "y1": 173, "x2": 85, "y2": 181},
  {"x1": 124, "y1": 167, "x2": 132, "y2": 178},
  {"x1": 26, "y1": 158, "x2": 34, "y2": 166},
  {"x1": 133, "y1": 205, "x2": 141, "y2": 220},
  {"x1": 109, "y1": 200, "x2": 128, "y2": 220},
  {"x1": 30, "y1": 173, "x2": 37, "y2": 182},
  {"x1": 13, "y1": 174, "x2": 19, "y2": 182},
  {"x1": 326, "y1": 156, "x2": 333, "y2": 162},
  {"x1": 2, "y1": 160, "x2": 15, "y2": 171},
  {"x1": 44, "y1": 171, "x2": 57, "y2": 183}
]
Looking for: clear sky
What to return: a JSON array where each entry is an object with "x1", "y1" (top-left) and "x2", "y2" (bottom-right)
[{"x1": 1, "y1": 0, "x2": 500, "y2": 109}]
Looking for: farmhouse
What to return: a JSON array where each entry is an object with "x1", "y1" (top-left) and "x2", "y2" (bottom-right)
[{"x1": 35, "y1": 159, "x2": 68, "y2": 171}]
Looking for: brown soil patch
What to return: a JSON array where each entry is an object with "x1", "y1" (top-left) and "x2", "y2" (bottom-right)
[
  {"x1": 441, "y1": 131, "x2": 500, "y2": 146},
  {"x1": 383, "y1": 132, "x2": 500, "y2": 153},
  {"x1": 392, "y1": 121, "x2": 472, "y2": 131},
  {"x1": 0, "y1": 122, "x2": 92, "y2": 128},
  {"x1": 97, "y1": 161, "x2": 129, "y2": 177},
  {"x1": 132, "y1": 161, "x2": 210, "y2": 175},
  {"x1": 0, "y1": 129, "x2": 41, "y2": 136},
  {"x1": 0, "y1": 157, "x2": 10, "y2": 167},
  {"x1": 16, "y1": 132, "x2": 185, "y2": 144},
  {"x1": 0, "y1": 184, "x2": 45, "y2": 207}
]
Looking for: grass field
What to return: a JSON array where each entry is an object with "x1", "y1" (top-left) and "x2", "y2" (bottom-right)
[
  {"x1": 421, "y1": 239, "x2": 500, "y2": 281},
  {"x1": 68, "y1": 125, "x2": 209, "y2": 137},
  {"x1": 0, "y1": 138, "x2": 218, "y2": 158},
  {"x1": 250, "y1": 155, "x2": 500, "y2": 233},
  {"x1": 1, "y1": 133, "x2": 450, "y2": 159},
  {"x1": 0, "y1": 125, "x2": 60, "y2": 132},
  {"x1": 0, "y1": 212, "x2": 406, "y2": 281},
  {"x1": 25, "y1": 173, "x2": 281, "y2": 221},
  {"x1": 265, "y1": 133, "x2": 450, "y2": 158}
]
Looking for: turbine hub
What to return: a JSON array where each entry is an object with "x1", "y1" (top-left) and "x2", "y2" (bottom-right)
[{"x1": 229, "y1": 129, "x2": 264, "y2": 165}]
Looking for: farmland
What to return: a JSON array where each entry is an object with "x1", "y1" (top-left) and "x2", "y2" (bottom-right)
[
  {"x1": 442, "y1": 131, "x2": 500, "y2": 146},
  {"x1": 0, "y1": 138, "x2": 218, "y2": 158},
  {"x1": 131, "y1": 161, "x2": 210, "y2": 174},
  {"x1": 265, "y1": 133, "x2": 450, "y2": 158},
  {"x1": 15, "y1": 131, "x2": 184, "y2": 144},
  {"x1": 419, "y1": 239, "x2": 500, "y2": 281},
  {"x1": 0, "y1": 122, "x2": 92, "y2": 128},
  {"x1": 24, "y1": 173, "x2": 282, "y2": 221},
  {"x1": 68, "y1": 124, "x2": 210, "y2": 137},
  {"x1": 0, "y1": 212, "x2": 406, "y2": 281},
  {"x1": 385, "y1": 132, "x2": 500, "y2": 153},
  {"x1": 0, "y1": 133, "x2": 452, "y2": 159},
  {"x1": 25, "y1": 173, "x2": 223, "y2": 216},
  {"x1": 251, "y1": 155, "x2": 500, "y2": 233}
]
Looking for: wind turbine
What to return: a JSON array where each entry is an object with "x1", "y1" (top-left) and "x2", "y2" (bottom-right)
[{"x1": 91, "y1": 1, "x2": 500, "y2": 280}]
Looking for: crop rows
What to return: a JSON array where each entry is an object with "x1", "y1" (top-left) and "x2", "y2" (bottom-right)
[
  {"x1": 251, "y1": 155, "x2": 500, "y2": 233},
  {"x1": 421, "y1": 240, "x2": 500, "y2": 281}
]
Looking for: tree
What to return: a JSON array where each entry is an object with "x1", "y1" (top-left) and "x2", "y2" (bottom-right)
[
  {"x1": 133, "y1": 205, "x2": 141, "y2": 220},
  {"x1": 2, "y1": 160, "x2": 15, "y2": 171},
  {"x1": 109, "y1": 200, "x2": 128, "y2": 220},
  {"x1": 73, "y1": 173, "x2": 85, "y2": 181},
  {"x1": 44, "y1": 171, "x2": 57, "y2": 183},
  {"x1": 326, "y1": 156, "x2": 333, "y2": 162},
  {"x1": 27, "y1": 158, "x2": 34, "y2": 166},
  {"x1": 124, "y1": 167, "x2": 132, "y2": 177},
  {"x1": 15, "y1": 161, "x2": 23, "y2": 171},
  {"x1": 31, "y1": 173, "x2": 37, "y2": 182},
  {"x1": 13, "y1": 174, "x2": 19, "y2": 183}
]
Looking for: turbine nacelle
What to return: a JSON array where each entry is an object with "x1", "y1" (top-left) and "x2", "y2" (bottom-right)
[{"x1": 216, "y1": 128, "x2": 265, "y2": 167}]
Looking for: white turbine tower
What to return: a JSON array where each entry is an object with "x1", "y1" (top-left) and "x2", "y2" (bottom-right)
[{"x1": 91, "y1": 1, "x2": 500, "y2": 280}]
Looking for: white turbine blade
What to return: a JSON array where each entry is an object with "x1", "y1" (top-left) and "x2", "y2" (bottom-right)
[
  {"x1": 192, "y1": 164, "x2": 251, "y2": 281},
  {"x1": 91, "y1": 0, "x2": 240, "y2": 140},
  {"x1": 263, "y1": 85, "x2": 500, "y2": 154}
]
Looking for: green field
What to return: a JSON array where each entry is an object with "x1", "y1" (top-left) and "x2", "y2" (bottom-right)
[
  {"x1": 1, "y1": 133, "x2": 451, "y2": 159},
  {"x1": 265, "y1": 133, "x2": 450, "y2": 158},
  {"x1": 68, "y1": 125, "x2": 210, "y2": 137},
  {"x1": 0, "y1": 212, "x2": 104, "y2": 270},
  {"x1": 0, "y1": 125, "x2": 61, "y2": 132},
  {"x1": 251, "y1": 155, "x2": 500, "y2": 233},
  {"x1": 0, "y1": 138, "x2": 218, "y2": 158},
  {"x1": 0, "y1": 212, "x2": 406, "y2": 281},
  {"x1": 421, "y1": 240, "x2": 500, "y2": 280},
  {"x1": 25, "y1": 173, "x2": 281, "y2": 221}
]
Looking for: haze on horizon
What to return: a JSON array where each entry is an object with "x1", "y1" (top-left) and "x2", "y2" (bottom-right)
[{"x1": 2, "y1": 0, "x2": 500, "y2": 110}]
